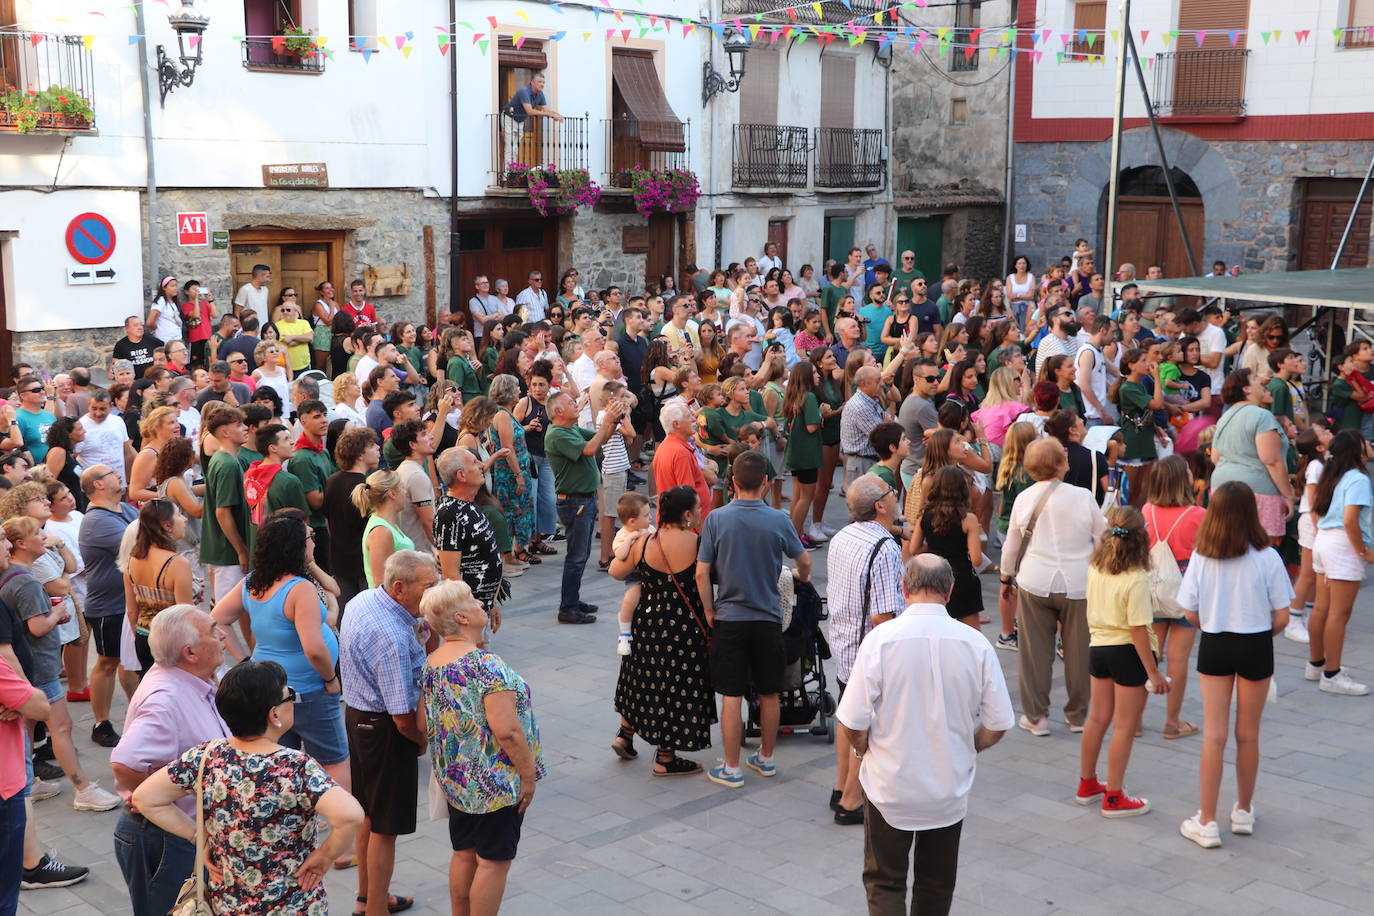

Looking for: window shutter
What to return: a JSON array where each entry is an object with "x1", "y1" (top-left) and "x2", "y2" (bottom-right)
[
  {"x1": 820, "y1": 54, "x2": 854, "y2": 129},
  {"x1": 610, "y1": 50, "x2": 685, "y2": 152},
  {"x1": 498, "y1": 38, "x2": 547, "y2": 70},
  {"x1": 738, "y1": 46, "x2": 779, "y2": 125}
]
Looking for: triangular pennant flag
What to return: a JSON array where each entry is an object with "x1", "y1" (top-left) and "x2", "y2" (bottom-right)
[
  {"x1": 437, "y1": 34, "x2": 450, "y2": 54},
  {"x1": 709, "y1": 23, "x2": 725, "y2": 38},
  {"x1": 324, "y1": 49, "x2": 335, "y2": 60},
  {"x1": 455, "y1": 21, "x2": 473, "y2": 31},
  {"x1": 1041, "y1": 28, "x2": 1052, "y2": 45},
  {"x1": 848, "y1": 33, "x2": 863, "y2": 46},
  {"x1": 401, "y1": 45, "x2": 413, "y2": 59},
  {"x1": 840, "y1": 0, "x2": 852, "y2": 9},
  {"x1": 787, "y1": 7, "x2": 797, "y2": 21},
  {"x1": 682, "y1": 22, "x2": 693, "y2": 37},
  {"x1": 1333, "y1": 28, "x2": 1344, "y2": 43},
  {"x1": 550, "y1": 31, "x2": 566, "y2": 41},
  {"x1": 361, "y1": 47, "x2": 374, "y2": 62},
  {"x1": 749, "y1": 24, "x2": 761, "y2": 40},
  {"x1": 1056, "y1": 51, "x2": 1064, "y2": 64},
  {"x1": 582, "y1": 32, "x2": 592, "y2": 40},
  {"x1": 188, "y1": 35, "x2": 201, "y2": 50},
  {"x1": 592, "y1": 7, "x2": 601, "y2": 21},
  {"x1": 486, "y1": 16, "x2": 498, "y2": 29},
  {"x1": 621, "y1": 29, "x2": 632, "y2": 41},
  {"x1": 478, "y1": 39, "x2": 489, "y2": 55},
  {"x1": 29, "y1": 34, "x2": 44, "y2": 47},
  {"x1": 1296, "y1": 30, "x2": 1310, "y2": 44},
  {"x1": 514, "y1": 33, "x2": 525, "y2": 48},
  {"x1": 378, "y1": 35, "x2": 390, "y2": 49},
  {"x1": 964, "y1": 44, "x2": 976, "y2": 60},
  {"x1": 395, "y1": 35, "x2": 406, "y2": 48},
  {"x1": 937, "y1": 27, "x2": 948, "y2": 41},
  {"x1": 1033, "y1": 50, "x2": 1043, "y2": 63},
  {"x1": 550, "y1": 4, "x2": 562, "y2": 13},
  {"x1": 812, "y1": 2, "x2": 823, "y2": 17},
  {"x1": 970, "y1": 28, "x2": 983, "y2": 44},
  {"x1": 1273, "y1": 30, "x2": 1282, "y2": 42},
  {"x1": 405, "y1": 31, "x2": 414, "y2": 40},
  {"x1": 649, "y1": 14, "x2": 658, "y2": 27},
  {"x1": 1162, "y1": 31, "x2": 1173, "y2": 46},
  {"x1": 314, "y1": 36, "x2": 328, "y2": 49},
  {"x1": 1059, "y1": 33, "x2": 1070, "y2": 48},
  {"x1": 613, "y1": 10, "x2": 623, "y2": 23},
  {"x1": 1194, "y1": 30, "x2": 1206, "y2": 47},
  {"x1": 515, "y1": 9, "x2": 529, "y2": 22},
  {"x1": 1140, "y1": 30, "x2": 1150, "y2": 44},
  {"x1": 796, "y1": 29, "x2": 808, "y2": 44},
  {"x1": 1108, "y1": 29, "x2": 1117, "y2": 43},
  {"x1": 606, "y1": 28, "x2": 615, "y2": 39},
  {"x1": 81, "y1": 34, "x2": 95, "y2": 51},
  {"x1": 1229, "y1": 29, "x2": 1240, "y2": 46},
  {"x1": 769, "y1": 28, "x2": 781, "y2": 45},
  {"x1": 1261, "y1": 31, "x2": 1272, "y2": 44},
  {"x1": 128, "y1": 34, "x2": 142, "y2": 45},
  {"x1": 473, "y1": 32, "x2": 485, "y2": 44},
  {"x1": 1076, "y1": 29, "x2": 1086, "y2": 45}
]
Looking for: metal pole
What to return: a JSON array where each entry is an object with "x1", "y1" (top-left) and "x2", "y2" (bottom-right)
[
  {"x1": 1331, "y1": 152, "x2": 1374, "y2": 269},
  {"x1": 1125, "y1": 30, "x2": 1198, "y2": 276},
  {"x1": 1103, "y1": 0, "x2": 1131, "y2": 275},
  {"x1": 134, "y1": 3, "x2": 159, "y2": 296},
  {"x1": 1001, "y1": 0, "x2": 1019, "y2": 274},
  {"x1": 448, "y1": 0, "x2": 461, "y2": 326}
]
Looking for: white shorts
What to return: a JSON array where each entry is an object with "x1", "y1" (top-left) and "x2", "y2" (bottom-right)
[
  {"x1": 1312, "y1": 528, "x2": 1366, "y2": 582},
  {"x1": 209, "y1": 564, "x2": 244, "y2": 602},
  {"x1": 1298, "y1": 512, "x2": 1316, "y2": 550}
]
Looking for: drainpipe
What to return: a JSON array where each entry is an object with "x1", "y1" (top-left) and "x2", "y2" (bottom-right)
[
  {"x1": 135, "y1": 2, "x2": 159, "y2": 295},
  {"x1": 448, "y1": 0, "x2": 461, "y2": 322},
  {"x1": 1001, "y1": 0, "x2": 1018, "y2": 271}
]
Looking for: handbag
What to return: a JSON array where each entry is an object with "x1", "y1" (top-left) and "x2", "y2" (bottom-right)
[
  {"x1": 1007, "y1": 481, "x2": 1060, "y2": 586},
  {"x1": 172, "y1": 740, "x2": 220, "y2": 916}
]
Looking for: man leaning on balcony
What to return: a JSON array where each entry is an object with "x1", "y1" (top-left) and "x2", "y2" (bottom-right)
[{"x1": 502, "y1": 72, "x2": 563, "y2": 169}]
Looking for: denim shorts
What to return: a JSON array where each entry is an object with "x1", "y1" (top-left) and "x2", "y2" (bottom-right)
[
  {"x1": 37, "y1": 678, "x2": 64, "y2": 703},
  {"x1": 281, "y1": 688, "x2": 349, "y2": 765}
]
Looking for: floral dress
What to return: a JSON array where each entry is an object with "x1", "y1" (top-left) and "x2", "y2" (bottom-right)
[
  {"x1": 421, "y1": 650, "x2": 546, "y2": 814},
  {"x1": 166, "y1": 741, "x2": 334, "y2": 916},
  {"x1": 490, "y1": 407, "x2": 535, "y2": 545}
]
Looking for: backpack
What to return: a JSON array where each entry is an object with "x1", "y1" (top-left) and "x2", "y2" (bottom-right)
[{"x1": 1146, "y1": 505, "x2": 1189, "y2": 619}]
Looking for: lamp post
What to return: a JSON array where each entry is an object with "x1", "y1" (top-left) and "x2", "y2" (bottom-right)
[
  {"x1": 157, "y1": 0, "x2": 210, "y2": 107},
  {"x1": 702, "y1": 29, "x2": 751, "y2": 105}
]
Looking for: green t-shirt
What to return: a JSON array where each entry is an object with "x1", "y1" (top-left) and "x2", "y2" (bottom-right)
[
  {"x1": 871, "y1": 463, "x2": 897, "y2": 489},
  {"x1": 997, "y1": 466, "x2": 1033, "y2": 534},
  {"x1": 289, "y1": 446, "x2": 337, "y2": 529},
  {"x1": 399, "y1": 345, "x2": 424, "y2": 380},
  {"x1": 447, "y1": 356, "x2": 484, "y2": 403},
  {"x1": 247, "y1": 468, "x2": 309, "y2": 558},
  {"x1": 1332, "y1": 378, "x2": 1362, "y2": 430},
  {"x1": 544, "y1": 425, "x2": 599, "y2": 495},
  {"x1": 892, "y1": 268, "x2": 924, "y2": 293},
  {"x1": 237, "y1": 447, "x2": 262, "y2": 470},
  {"x1": 1117, "y1": 380, "x2": 1156, "y2": 461},
  {"x1": 482, "y1": 347, "x2": 500, "y2": 377},
  {"x1": 1159, "y1": 361, "x2": 1183, "y2": 384},
  {"x1": 818, "y1": 378, "x2": 843, "y2": 446},
  {"x1": 1210, "y1": 403, "x2": 1285, "y2": 496},
  {"x1": 783, "y1": 392, "x2": 823, "y2": 471},
  {"x1": 1058, "y1": 385, "x2": 1086, "y2": 417},
  {"x1": 201, "y1": 449, "x2": 249, "y2": 567},
  {"x1": 937, "y1": 295, "x2": 954, "y2": 326},
  {"x1": 1266, "y1": 376, "x2": 1294, "y2": 423},
  {"x1": 820, "y1": 284, "x2": 846, "y2": 331}
]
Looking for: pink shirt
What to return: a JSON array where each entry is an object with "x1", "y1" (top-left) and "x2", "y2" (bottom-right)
[
  {"x1": 0, "y1": 657, "x2": 36, "y2": 799},
  {"x1": 972, "y1": 401, "x2": 1030, "y2": 447},
  {"x1": 112, "y1": 663, "x2": 231, "y2": 815}
]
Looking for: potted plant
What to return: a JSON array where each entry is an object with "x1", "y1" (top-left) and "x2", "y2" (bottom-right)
[
  {"x1": 42, "y1": 86, "x2": 93, "y2": 130},
  {"x1": 621, "y1": 167, "x2": 700, "y2": 217},
  {"x1": 504, "y1": 161, "x2": 531, "y2": 188},
  {"x1": 273, "y1": 26, "x2": 318, "y2": 58},
  {"x1": 552, "y1": 169, "x2": 601, "y2": 215}
]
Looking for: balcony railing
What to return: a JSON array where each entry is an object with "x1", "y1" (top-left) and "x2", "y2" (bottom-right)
[
  {"x1": 733, "y1": 124, "x2": 810, "y2": 189},
  {"x1": 488, "y1": 113, "x2": 590, "y2": 188},
  {"x1": 950, "y1": 30, "x2": 980, "y2": 71},
  {"x1": 241, "y1": 39, "x2": 327, "y2": 73},
  {"x1": 815, "y1": 127, "x2": 884, "y2": 189},
  {"x1": 0, "y1": 33, "x2": 96, "y2": 132},
  {"x1": 603, "y1": 115, "x2": 690, "y2": 186},
  {"x1": 1152, "y1": 49, "x2": 1250, "y2": 117},
  {"x1": 722, "y1": 0, "x2": 881, "y2": 25}
]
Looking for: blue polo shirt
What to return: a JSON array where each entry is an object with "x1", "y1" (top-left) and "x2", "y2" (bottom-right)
[
  {"x1": 698, "y1": 498, "x2": 804, "y2": 623},
  {"x1": 502, "y1": 84, "x2": 547, "y2": 123}
]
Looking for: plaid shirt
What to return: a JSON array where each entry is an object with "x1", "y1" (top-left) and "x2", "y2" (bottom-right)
[
  {"x1": 339, "y1": 586, "x2": 427, "y2": 715},
  {"x1": 840, "y1": 390, "x2": 886, "y2": 458},
  {"x1": 826, "y1": 521, "x2": 905, "y2": 683}
]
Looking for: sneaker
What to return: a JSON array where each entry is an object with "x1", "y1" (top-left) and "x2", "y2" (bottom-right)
[
  {"x1": 833, "y1": 803, "x2": 864, "y2": 825},
  {"x1": 1018, "y1": 715, "x2": 1050, "y2": 737},
  {"x1": 1319, "y1": 670, "x2": 1370, "y2": 696},
  {"x1": 1282, "y1": 616, "x2": 1310, "y2": 644},
  {"x1": 745, "y1": 752, "x2": 776, "y2": 777},
  {"x1": 33, "y1": 758, "x2": 64, "y2": 782},
  {"x1": 821, "y1": 523, "x2": 840, "y2": 537},
  {"x1": 73, "y1": 781, "x2": 120, "y2": 812},
  {"x1": 90, "y1": 720, "x2": 120, "y2": 748},
  {"x1": 996, "y1": 632, "x2": 1018, "y2": 652},
  {"x1": 20, "y1": 853, "x2": 89, "y2": 889},
  {"x1": 1101, "y1": 791, "x2": 1151, "y2": 818},
  {"x1": 1075, "y1": 777, "x2": 1106, "y2": 806},
  {"x1": 805, "y1": 523, "x2": 829, "y2": 544},
  {"x1": 707, "y1": 765, "x2": 744, "y2": 789},
  {"x1": 551, "y1": 531, "x2": 567, "y2": 542},
  {"x1": 799, "y1": 534, "x2": 821, "y2": 551},
  {"x1": 1068, "y1": 722, "x2": 1086, "y2": 734},
  {"x1": 616, "y1": 635, "x2": 632, "y2": 656},
  {"x1": 1180, "y1": 813, "x2": 1222, "y2": 848},
  {"x1": 558, "y1": 608, "x2": 596, "y2": 625},
  {"x1": 1304, "y1": 661, "x2": 1323, "y2": 682},
  {"x1": 578, "y1": 602, "x2": 600, "y2": 615},
  {"x1": 1230, "y1": 802, "x2": 1255, "y2": 836},
  {"x1": 29, "y1": 778, "x2": 63, "y2": 802}
]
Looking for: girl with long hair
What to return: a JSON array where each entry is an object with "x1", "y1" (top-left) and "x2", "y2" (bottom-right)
[
  {"x1": 1286, "y1": 423, "x2": 1333, "y2": 642},
  {"x1": 907, "y1": 466, "x2": 984, "y2": 628},
  {"x1": 1039, "y1": 354, "x2": 1087, "y2": 416},
  {"x1": 129, "y1": 406, "x2": 181, "y2": 503},
  {"x1": 974, "y1": 367, "x2": 1030, "y2": 454},
  {"x1": 1077, "y1": 506, "x2": 1167, "y2": 817},
  {"x1": 993, "y1": 421, "x2": 1037, "y2": 650},
  {"x1": 1142, "y1": 455, "x2": 1207, "y2": 739},
  {"x1": 696, "y1": 320, "x2": 726, "y2": 383},
  {"x1": 781, "y1": 362, "x2": 823, "y2": 545},
  {"x1": 1178, "y1": 482, "x2": 1293, "y2": 848},
  {"x1": 43, "y1": 417, "x2": 86, "y2": 510},
  {"x1": 1306, "y1": 429, "x2": 1374, "y2": 695},
  {"x1": 941, "y1": 359, "x2": 981, "y2": 412},
  {"x1": 1109, "y1": 348, "x2": 1164, "y2": 506},
  {"x1": 124, "y1": 499, "x2": 194, "y2": 671},
  {"x1": 808, "y1": 346, "x2": 845, "y2": 541},
  {"x1": 351, "y1": 469, "x2": 414, "y2": 589}
]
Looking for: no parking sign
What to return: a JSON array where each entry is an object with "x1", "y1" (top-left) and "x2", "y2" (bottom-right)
[{"x1": 65, "y1": 212, "x2": 116, "y2": 265}]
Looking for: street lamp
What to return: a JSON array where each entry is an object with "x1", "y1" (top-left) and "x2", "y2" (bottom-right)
[
  {"x1": 702, "y1": 29, "x2": 751, "y2": 105},
  {"x1": 157, "y1": 0, "x2": 210, "y2": 108}
]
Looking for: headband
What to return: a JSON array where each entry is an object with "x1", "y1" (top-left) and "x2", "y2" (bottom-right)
[{"x1": 160, "y1": 276, "x2": 176, "y2": 290}]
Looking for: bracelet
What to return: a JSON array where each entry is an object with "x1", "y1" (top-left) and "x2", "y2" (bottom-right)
[{"x1": 323, "y1": 675, "x2": 339, "y2": 685}]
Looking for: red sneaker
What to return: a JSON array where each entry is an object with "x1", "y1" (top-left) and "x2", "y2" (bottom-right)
[
  {"x1": 1075, "y1": 777, "x2": 1106, "y2": 806},
  {"x1": 1101, "y1": 791, "x2": 1151, "y2": 818},
  {"x1": 65, "y1": 688, "x2": 90, "y2": 703}
]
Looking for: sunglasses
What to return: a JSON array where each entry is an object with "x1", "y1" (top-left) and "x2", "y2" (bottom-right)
[
  {"x1": 1266, "y1": 334, "x2": 1284, "y2": 340},
  {"x1": 21, "y1": 387, "x2": 41, "y2": 395},
  {"x1": 919, "y1": 374, "x2": 940, "y2": 383},
  {"x1": 274, "y1": 686, "x2": 299, "y2": 707}
]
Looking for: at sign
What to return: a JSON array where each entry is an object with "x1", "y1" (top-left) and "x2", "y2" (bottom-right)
[{"x1": 177, "y1": 212, "x2": 209, "y2": 246}]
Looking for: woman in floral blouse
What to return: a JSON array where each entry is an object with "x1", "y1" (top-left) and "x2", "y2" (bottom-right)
[
  {"x1": 133, "y1": 660, "x2": 363, "y2": 915},
  {"x1": 420, "y1": 580, "x2": 544, "y2": 915}
]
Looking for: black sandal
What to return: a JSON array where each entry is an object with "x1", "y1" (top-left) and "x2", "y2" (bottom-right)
[
  {"x1": 652, "y1": 752, "x2": 702, "y2": 777},
  {"x1": 354, "y1": 894, "x2": 414, "y2": 915},
  {"x1": 612, "y1": 726, "x2": 637, "y2": 760}
]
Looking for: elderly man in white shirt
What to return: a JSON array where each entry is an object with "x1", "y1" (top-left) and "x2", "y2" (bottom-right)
[
  {"x1": 515, "y1": 269, "x2": 549, "y2": 322},
  {"x1": 999, "y1": 437, "x2": 1106, "y2": 738},
  {"x1": 570, "y1": 330, "x2": 603, "y2": 426},
  {"x1": 837, "y1": 553, "x2": 1013, "y2": 914}
]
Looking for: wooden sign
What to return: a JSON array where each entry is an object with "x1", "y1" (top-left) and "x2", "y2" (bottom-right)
[
  {"x1": 262, "y1": 163, "x2": 329, "y2": 189},
  {"x1": 622, "y1": 226, "x2": 648, "y2": 254},
  {"x1": 365, "y1": 264, "x2": 413, "y2": 297}
]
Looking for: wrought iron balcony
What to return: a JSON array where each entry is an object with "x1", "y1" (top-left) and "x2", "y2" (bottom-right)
[
  {"x1": 603, "y1": 115, "x2": 690, "y2": 186},
  {"x1": 1152, "y1": 49, "x2": 1250, "y2": 117},
  {"x1": 733, "y1": 124, "x2": 810, "y2": 189},
  {"x1": 722, "y1": 0, "x2": 881, "y2": 26},
  {"x1": 0, "y1": 33, "x2": 96, "y2": 133},
  {"x1": 949, "y1": 29, "x2": 980, "y2": 72},
  {"x1": 241, "y1": 39, "x2": 327, "y2": 73},
  {"x1": 815, "y1": 127, "x2": 884, "y2": 189},
  {"x1": 488, "y1": 113, "x2": 591, "y2": 188}
]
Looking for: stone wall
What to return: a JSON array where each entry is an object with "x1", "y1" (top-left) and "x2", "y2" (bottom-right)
[
  {"x1": 1012, "y1": 129, "x2": 1374, "y2": 275},
  {"x1": 942, "y1": 205, "x2": 1005, "y2": 281},
  {"x1": 561, "y1": 210, "x2": 647, "y2": 292}
]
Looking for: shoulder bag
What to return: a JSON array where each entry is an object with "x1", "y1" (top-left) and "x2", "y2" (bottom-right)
[
  {"x1": 1007, "y1": 481, "x2": 1060, "y2": 586},
  {"x1": 172, "y1": 740, "x2": 220, "y2": 916},
  {"x1": 858, "y1": 535, "x2": 900, "y2": 641}
]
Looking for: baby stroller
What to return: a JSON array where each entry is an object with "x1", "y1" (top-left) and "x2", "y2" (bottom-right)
[{"x1": 746, "y1": 569, "x2": 836, "y2": 743}]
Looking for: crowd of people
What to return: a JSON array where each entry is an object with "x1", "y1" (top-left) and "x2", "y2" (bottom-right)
[{"x1": 0, "y1": 240, "x2": 1365, "y2": 915}]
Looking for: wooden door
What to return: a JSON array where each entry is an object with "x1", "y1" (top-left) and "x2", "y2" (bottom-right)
[
  {"x1": 279, "y1": 245, "x2": 330, "y2": 316},
  {"x1": 231, "y1": 243, "x2": 281, "y2": 304},
  {"x1": 767, "y1": 220, "x2": 789, "y2": 271},
  {"x1": 1118, "y1": 197, "x2": 1204, "y2": 278},
  {"x1": 0, "y1": 0, "x2": 19, "y2": 93},
  {"x1": 645, "y1": 214, "x2": 676, "y2": 291},
  {"x1": 1298, "y1": 179, "x2": 1372, "y2": 270},
  {"x1": 455, "y1": 219, "x2": 558, "y2": 329}
]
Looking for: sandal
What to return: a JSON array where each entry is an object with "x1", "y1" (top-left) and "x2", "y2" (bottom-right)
[
  {"x1": 1163, "y1": 721, "x2": 1199, "y2": 739},
  {"x1": 530, "y1": 540, "x2": 558, "y2": 556},
  {"x1": 652, "y1": 752, "x2": 702, "y2": 777},
  {"x1": 612, "y1": 726, "x2": 638, "y2": 760},
  {"x1": 515, "y1": 550, "x2": 541, "y2": 565},
  {"x1": 598, "y1": 558, "x2": 613, "y2": 571},
  {"x1": 354, "y1": 895, "x2": 414, "y2": 915}
]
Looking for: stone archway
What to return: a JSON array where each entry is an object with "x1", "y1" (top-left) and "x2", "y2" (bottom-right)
[{"x1": 1096, "y1": 165, "x2": 1206, "y2": 278}]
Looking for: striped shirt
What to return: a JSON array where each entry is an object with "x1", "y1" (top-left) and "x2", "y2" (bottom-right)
[
  {"x1": 339, "y1": 586, "x2": 427, "y2": 715},
  {"x1": 840, "y1": 390, "x2": 886, "y2": 458},
  {"x1": 825, "y1": 521, "x2": 905, "y2": 683},
  {"x1": 596, "y1": 409, "x2": 630, "y2": 474}
]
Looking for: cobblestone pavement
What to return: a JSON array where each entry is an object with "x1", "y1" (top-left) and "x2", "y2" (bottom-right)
[{"x1": 22, "y1": 492, "x2": 1374, "y2": 916}]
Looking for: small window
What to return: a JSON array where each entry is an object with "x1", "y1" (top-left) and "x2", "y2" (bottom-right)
[
  {"x1": 502, "y1": 227, "x2": 544, "y2": 250},
  {"x1": 951, "y1": 1, "x2": 981, "y2": 72},
  {"x1": 1344, "y1": 0, "x2": 1374, "y2": 48},
  {"x1": 349, "y1": 0, "x2": 378, "y2": 52},
  {"x1": 951, "y1": 99, "x2": 968, "y2": 125},
  {"x1": 1070, "y1": 1, "x2": 1107, "y2": 60},
  {"x1": 456, "y1": 230, "x2": 486, "y2": 253}
]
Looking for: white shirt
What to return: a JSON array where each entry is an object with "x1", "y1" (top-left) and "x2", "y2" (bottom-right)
[
  {"x1": 758, "y1": 254, "x2": 782, "y2": 275},
  {"x1": 1197, "y1": 322, "x2": 1228, "y2": 393},
  {"x1": 570, "y1": 353, "x2": 597, "y2": 426},
  {"x1": 468, "y1": 294, "x2": 502, "y2": 337},
  {"x1": 836, "y1": 602, "x2": 1014, "y2": 831},
  {"x1": 177, "y1": 407, "x2": 201, "y2": 441},
  {"x1": 149, "y1": 297, "x2": 182, "y2": 342},
  {"x1": 233, "y1": 283, "x2": 270, "y2": 328},
  {"x1": 516, "y1": 286, "x2": 548, "y2": 322},
  {"x1": 1078, "y1": 343, "x2": 1108, "y2": 420},
  {"x1": 354, "y1": 356, "x2": 379, "y2": 385},
  {"x1": 999, "y1": 481, "x2": 1107, "y2": 599},
  {"x1": 330, "y1": 401, "x2": 365, "y2": 428},
  {"x1": 1178, "y1": 547, "x2": 1293, "y2": 635},
  {"x1": 76, "y1": 413, "x2": 131, "y2": 484}
]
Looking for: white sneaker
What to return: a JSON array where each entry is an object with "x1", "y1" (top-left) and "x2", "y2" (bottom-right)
[
  {"x1": 1319, "y1": 670, "x2": 1370, "y2": 696},
  {"x1": 73, "y1": 781, "x2": 120, "y2": 812},
  {"x1": 820, "y1": 523, "x2": 840, "y2": 538},
  {"x1": 1282, "y1": 616, "x2": 1310, "y2": 644},
  {"x1": 29, "y1": 778, "x2": 62, "y2": 801},
  {"x1": 1180, "y1": 813, "x2": 1222, "y2": 848},
  {"x1": 616, "y1": 635, "x2": 632, "y2": 657},
  {"x1": 1230, "y1": 802, "x2": 1255, "y2": 836},
  {"x1": 805, "y1": 523, "x2": 829, "y2": 544},
  {"x1": 1018, "y1": 715, "x2": 1050, "y2": 737},
  {"x1": 1304, "y1": 661, "x2": 1323, "y2": 682}
]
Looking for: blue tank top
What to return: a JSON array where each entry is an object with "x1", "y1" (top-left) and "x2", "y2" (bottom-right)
[{"x1": 244, "y1": 575, "x2": 338, "y2": 693}]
